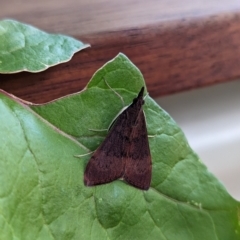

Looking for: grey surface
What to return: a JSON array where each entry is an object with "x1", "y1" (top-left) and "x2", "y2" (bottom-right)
[{"x1": 156, "y1": 80, "x2": 240, "y2": 200}]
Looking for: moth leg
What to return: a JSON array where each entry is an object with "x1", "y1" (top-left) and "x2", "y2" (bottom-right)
[
  {"x1": 88, "y1": 128, "x2": 108, "y2": 132},
  {"x1": 74, "y1": 151, "x2": 94, "y2": 158},
  {"x1": 148, "y1": 134, "x2": 157, "y2": 138}
]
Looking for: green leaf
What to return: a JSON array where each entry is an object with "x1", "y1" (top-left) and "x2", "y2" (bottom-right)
[
  {"x1": 0, "y1": 19, "x2": 90, "y2": 73},
  {"x1": 1, "y1": 53, "x2": 240, "y2": 239}
]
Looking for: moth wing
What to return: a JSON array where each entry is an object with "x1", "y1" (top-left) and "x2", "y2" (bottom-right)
[
  {"x1": 84, "y1": 113, "x2": 128, "y2": 186},
  {"x1": 84, "y1": 151, "x2": 124, "y2": 186},
  {"x1": 123, "y1": 110, "x2": 152, "y2": 190}
]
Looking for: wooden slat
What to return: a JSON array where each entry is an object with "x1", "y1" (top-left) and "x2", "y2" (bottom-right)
[{"x1": 1, "y1": 0, "x2": 240, "y2": 103}]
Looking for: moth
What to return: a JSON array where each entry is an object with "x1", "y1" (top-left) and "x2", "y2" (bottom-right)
[{"x1": 84, "y1": 87, "x2": 152, "y2": 190}]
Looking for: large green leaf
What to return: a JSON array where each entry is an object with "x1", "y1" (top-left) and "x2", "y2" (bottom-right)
[
  {"x1": 0, "y1": 54, "x2": 239, "y2": 240},
  {"x1": 0, "y1": 19, "x2": 90, "y2": 73}
]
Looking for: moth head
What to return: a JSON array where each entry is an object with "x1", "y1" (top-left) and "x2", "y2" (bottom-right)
[{"x1": 132, "y1": 87, "x2": 145, "y2": 105}]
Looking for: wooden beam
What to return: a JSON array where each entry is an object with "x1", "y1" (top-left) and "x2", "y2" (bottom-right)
[{"x1": 1, "y1": 0, "x2": 240, "y2": 103}]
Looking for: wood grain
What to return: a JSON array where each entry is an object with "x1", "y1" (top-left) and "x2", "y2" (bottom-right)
[{"x1": 1, "y1": 0, "x2": 240, "y2": 103}]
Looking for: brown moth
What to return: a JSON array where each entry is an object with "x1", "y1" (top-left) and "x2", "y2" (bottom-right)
[{"x1": 84, "y1": 87, "x2": 152, "y2": 190}]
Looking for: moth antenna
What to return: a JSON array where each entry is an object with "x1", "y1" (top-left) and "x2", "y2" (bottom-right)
[
  {"x1": 103, "y1": 77, "x2": 125, "y2": 107},
  {"x1": 143, "y1": 91, "x2": 149, "y2": 100}
]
